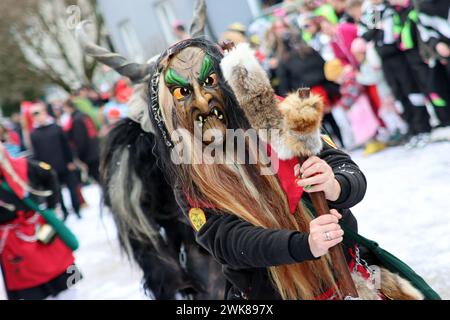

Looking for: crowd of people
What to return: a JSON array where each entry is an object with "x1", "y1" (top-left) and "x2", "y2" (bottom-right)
[{"x1": 220, "y1": 0, "x2": 450, "y2": 154}]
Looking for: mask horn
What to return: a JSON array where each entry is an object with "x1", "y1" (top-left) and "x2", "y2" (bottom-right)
[
  {"x1": 189, "y1": 0, "x2": 207, "y2": 38},
  {"x1": 76, "y1": 21, "x2": 154, "y2": 83}
]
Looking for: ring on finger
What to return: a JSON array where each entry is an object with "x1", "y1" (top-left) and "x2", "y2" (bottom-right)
[{"x1": 325, "y1": 231, "x2": 332, "y2": 241}]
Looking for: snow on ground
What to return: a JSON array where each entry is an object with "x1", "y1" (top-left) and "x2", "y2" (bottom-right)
[
  {"x1": 61, "y1": 185, "x2": 148, "y2": 300},
  {"x1": 351, "y1": 141, "x2": 450, "y2": 299},
  {"x1": 1, "y1": 141, "x2": 449, "y2": 300},
  {"x1": 0, "y1": 184, "x2": 147, "y2": 300}
]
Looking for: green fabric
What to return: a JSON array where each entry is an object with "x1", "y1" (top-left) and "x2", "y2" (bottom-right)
[
  {"x1": 314, "y1": 4, "x2": 339, "y2": 25},
  {"x1": 401, "y1": 19, "x2": 414, "y2": 49},
  {"x1": 409, "y1": 9, "x2": 418, "y2": 23},
  {"x1": 341, "y1": 224, "x2": 441, "y2": 300},
  {"x1": 431, "y1": 96, "x2": 447, "y2": 107},
  {"x1": 394, "y1": 13, "x2": 403, "y2": 37},
  {"x1": 401, "y1": 10, "x2": 418, "y2": 50},
  {"x1": 72, "y1": 97, "x2": 101, "y2": 129},
  {"x1": 1, "y1": 181, "x2": 79, "y2": 251},
  {"x1": 302, "y1": 31, "x2": 313, "y2": 42}
]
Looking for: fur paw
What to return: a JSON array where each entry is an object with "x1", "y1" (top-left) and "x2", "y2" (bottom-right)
[
  {"x1": 279, "y1": 93, "x2": 324, "y2": 135},
  {"x1": 380, "y1": 268, "x2": 424, "y2": 300}
]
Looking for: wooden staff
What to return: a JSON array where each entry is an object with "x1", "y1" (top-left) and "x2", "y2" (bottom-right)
[{"x1": 298, "y1": 88, "x2": 359, "y2": 300}]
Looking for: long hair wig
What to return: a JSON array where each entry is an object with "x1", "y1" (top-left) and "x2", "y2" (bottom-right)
[{"x1": 149, "y1": 38, "x2": 338, "y2": 300}]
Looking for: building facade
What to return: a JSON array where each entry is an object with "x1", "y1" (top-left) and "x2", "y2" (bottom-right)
[{"x1": 97, "y1": 0, "x2": 263, "y2": 62}]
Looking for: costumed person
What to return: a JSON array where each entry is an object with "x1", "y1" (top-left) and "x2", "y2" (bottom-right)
[
  {"x1": 76, "y1": 0, "x2": 225, "y2": 300},
  {"x1": 397, "y1": 0, "x2": 450, "y2": 142},
  {"x1": 0, "y1": 143, "x2": 81, "y2": 300},
  {"x1": 78, "y1": 0, "x2": 439, "y2": 301},
  {"x1": 359, "y1": 0, "x2": 432, "y2": 148},
  {"x1": 351, "y1": 37, "x2": 409, "y2": 145},
  {"x1": 63, "y1": 99, "x2": 101, "y2": 183}
]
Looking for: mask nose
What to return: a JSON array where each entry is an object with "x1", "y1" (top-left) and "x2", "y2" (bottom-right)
[{"x1": 192, "y1": 83, "x2": 211, "y2": 114}]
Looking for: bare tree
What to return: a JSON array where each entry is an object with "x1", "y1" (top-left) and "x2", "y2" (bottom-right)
[{"x1": 1, "y1": 0, "x2": 106, "y2": 92}]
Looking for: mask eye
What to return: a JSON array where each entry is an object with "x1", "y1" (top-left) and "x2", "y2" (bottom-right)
[
  {"x1": 173, "y1": 87, "x2": 191, "y2": 100},
  {"x1": 203, "y1": 73, "x2": 217, "y2": 87}
]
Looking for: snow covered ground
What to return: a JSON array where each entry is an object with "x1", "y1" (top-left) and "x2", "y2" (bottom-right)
[
  {"x1": 351, "y1": 141, "x2": 450, "y2": 299},
  {"x1": 0, "y1": 185, "x2": 147, "y2": 300},
  {"x1": 1, "y1": 141, "x2": 449, "y2": 300}
]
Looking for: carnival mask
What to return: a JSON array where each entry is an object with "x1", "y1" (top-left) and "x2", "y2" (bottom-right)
[{"x1": 163, "y1": 47, "x2": 228, "y2": 145}]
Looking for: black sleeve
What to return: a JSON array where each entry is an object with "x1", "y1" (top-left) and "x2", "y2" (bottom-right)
[
  {"x1": 174, "y1": 188, "x2": 317, "y2": 269},
  {"x1": 318, "y1": 142, "x2": 367, "y2": 209},
  {"x1": 71, "y1": 117, "x2": 90, "y2": 161},
  {"x1": 304, "y1": 51, "x2": 327, "y2": 87},
  {"x1": 57, "y1": 126, "x2": 74, "y2": 164},
  {"x1": 27, "y1": 160, "x2": 61, "y2": 209},
  {"x1": 276, "y1": 64, "x2": 290, "y2": 96},
  {"x1": 30, "y1": 132, "x2": 41, "y2": 161},
  {"x1": 361, "y1": 29, "x2": 378, "y2": 42},
  {"x1": 0, "y1": 206, "x2": 17, "y2": 224}
]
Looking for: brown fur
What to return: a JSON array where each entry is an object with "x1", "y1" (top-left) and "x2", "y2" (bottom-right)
[
  {"x1": 225, "y1": 62, "x2": 283, "y2": 133},
  {"x1": 278, "y1": 93, "x2": 324, "y2": 157},
  {"x1": 279, "y1": 93, "x2": 324, "y2": 135},
  {"x1": 380, "y1": 268, "x2": 424, "y2": 300},
  {"x1": 352, "y1": 272, "x2": 382, "y2": 300}
]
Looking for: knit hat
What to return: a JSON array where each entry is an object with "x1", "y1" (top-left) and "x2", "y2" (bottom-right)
[{"x1": 324, "y1": 59, "x2": 344, "y2": 82}]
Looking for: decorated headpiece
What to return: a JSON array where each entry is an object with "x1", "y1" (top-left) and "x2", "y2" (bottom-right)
[{"x1": 76, "y1": 0, "x2": 208, "y2": 137}]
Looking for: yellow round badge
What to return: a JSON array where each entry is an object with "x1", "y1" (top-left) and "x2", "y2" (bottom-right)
[
  {"x1": 39, "y1": 162, "x2": 52, "y2": 170},
  {"x1": 188, "y1": 208, "x2": 207, "y2": 232}
]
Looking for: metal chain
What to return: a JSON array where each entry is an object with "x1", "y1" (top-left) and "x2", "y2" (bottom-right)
[{"x1": 354, "y1": 246, "x2": 376, "y2": 284}]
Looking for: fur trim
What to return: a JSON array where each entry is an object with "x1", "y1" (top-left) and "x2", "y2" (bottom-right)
[
  {"x1": 220, "y1": 43, "x2": 283, "y2": 133},
  {"x1": 380, "y1": 268, "x2": 424, "y2": 300},
  {"x1": 349, "y1": 268, "x2": 424, "y2": 300},
  {"x1": 352, "y1": 271, "x2": 382, "y2": 300},
  {"x1": 282, "y1": 129, "x2": 323, "y2": 158},
  {"x1": 221, "y1": 43, "x2": 261, "y2": 83},
  {"x1": 269, "y1": 134, "x2": 296, "y2": 160},
  {"x1": 279, "y1": 93, "x2": 324, "y2": 157}
]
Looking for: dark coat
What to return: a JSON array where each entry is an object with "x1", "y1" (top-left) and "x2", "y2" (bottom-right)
[
  {"x1": 0, "y1": 159, "x2": 60, "y2": 224},
  {"x1": 66, "y1": 111, "x2": 100, "y2": 164},
  {"x1": 30, "y1": 123, "x2": 73, "y2": 175},
  {"x1": 276, "y1": 49, "x2": 330, "y2": 96}
]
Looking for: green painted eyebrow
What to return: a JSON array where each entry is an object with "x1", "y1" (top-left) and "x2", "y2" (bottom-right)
[
  {"x1": 198, "y1": 55, "x2": 214, "y2": 82},
  {"x1": 165, "y1": 68, "x2": 189, "y2": 87}
]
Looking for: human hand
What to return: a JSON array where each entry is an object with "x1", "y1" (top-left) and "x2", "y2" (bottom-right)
[
  {"x1": 295, "y1": 156, "x2": 341, "y2": 201},
  {"x1": 308, "y1": 209, "x2": 344, "y2": 258},
  {"x1": 436, "y1": 42, "x2": 450, "y2": 58}
]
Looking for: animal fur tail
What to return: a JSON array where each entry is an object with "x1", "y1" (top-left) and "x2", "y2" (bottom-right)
[
  {"x1": 220, "y1": 43, "x2": 282, "y2": 133},
  {"x1": 278, "y1": 92, "x2": 324, "y2": 157},
  {"x1": 351, "y1": 268, "x2": 424, "y2": 300},
  {"x1": 220, "y1": 43, "x2": 324, "y2": 159},
  {"x1": 100, "y1": 119, "x2": 195, "y2": 298},
  {"x1": 379, "y1": 268, "x2": 424, "y2": 300}
]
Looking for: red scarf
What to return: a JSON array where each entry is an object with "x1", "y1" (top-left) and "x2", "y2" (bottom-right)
[{"x1": 267, "y1": 145, "x2": 304, "y2": 214}]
